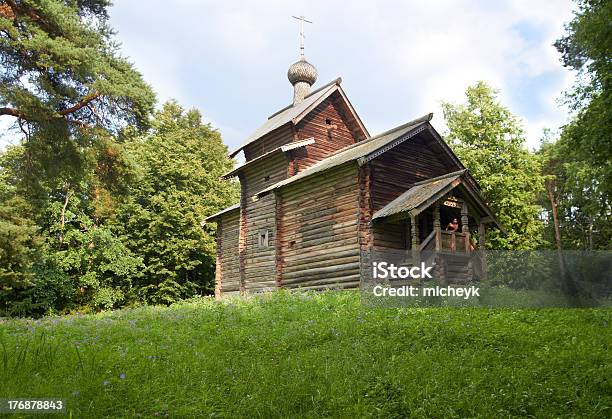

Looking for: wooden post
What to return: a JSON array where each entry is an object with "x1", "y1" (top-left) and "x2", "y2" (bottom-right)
[
  {"x1": 433, "y1": 203, "x2": 441, "y2": 251},
  {"x1": 404, "y1": 220, "x2": 412, "y2": 269},
  {"x1": 238, "y1": 175, "x2": 247, "y2": 294},
  {"x1": 358, "y1": 164, "x2": 373, "y2": 282},
  {"x1": 274, "y1": 190, "x2": 283, "y2": 288},
  {"x1": 479, "y1": 222, "x2": 487, "y2": 278},
  {"x1": 214, "y1": 219, "x2": 223, "y2": 300},
  {"x1": 411, "y1": 214, "x2": 419, "y2": 263},
  {"x1": 433, "y1": 202, "x2": 443, "y2": 282},
  {"x1": 461, "y1": 202, "x2": 470, "y2": 254},
  {"x1": 405, "y1": 219, "x2": 412, "y2": 252}
]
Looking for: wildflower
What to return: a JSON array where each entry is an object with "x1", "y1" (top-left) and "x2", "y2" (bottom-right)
[
  {"x1": 103, "y1": 380, "x2": 109, "y2": 386},
  {"x1": 119, "y1": 373, "x2": 126, "y2": 380}
]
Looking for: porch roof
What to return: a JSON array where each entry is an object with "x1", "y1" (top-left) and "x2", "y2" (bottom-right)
[{"x1": 372, "y1": 170, "x2": 503, "y2": 229}]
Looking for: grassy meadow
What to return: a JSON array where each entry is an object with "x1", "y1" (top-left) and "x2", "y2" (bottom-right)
[{"x1": 0, "y1": 291, "x2": 610, "y2": 418}]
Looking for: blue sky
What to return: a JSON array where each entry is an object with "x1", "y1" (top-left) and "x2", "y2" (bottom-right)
[{"x1": 1, "y1": 0, "x2": 577, "y2": 153}]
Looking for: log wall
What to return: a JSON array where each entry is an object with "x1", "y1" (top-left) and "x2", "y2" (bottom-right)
[
  {"x1": 292, "y1": 94, "x2": 361, "y2": 172},
  {"x1": 215, "y1": 210, "x2": 241, "y2": 296},
  {"x1": 240, "y1": 152, "x2": 289, "y2": 292},
  {"x1": 373, "y1": 220, "x2": 406, "y2": 250},
  {"x1": 244, "y1": 123, "x2": 293, "y2": 162},
  {"x1": 278, "y1": 164, "x2": 361, "y2": 290},
  {"x1": 370, "y1": 134, "x2": 454, "y2": 211}
]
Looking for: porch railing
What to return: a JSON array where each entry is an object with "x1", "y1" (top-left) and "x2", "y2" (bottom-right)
[
  {"x1": 417, "y1": 229, "x2": 486, "y2": 280},
  {"x1": 419, "y1": 230, "x2": 437, "y2": 252}
]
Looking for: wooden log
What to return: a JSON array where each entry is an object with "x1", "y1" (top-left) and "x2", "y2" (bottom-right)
[
  {"x1": 433, "y1": 202, "x2": 441, "y2": 251},
  {"x1": 461, "y1": 201, "x2": 470, "y2": 254}
]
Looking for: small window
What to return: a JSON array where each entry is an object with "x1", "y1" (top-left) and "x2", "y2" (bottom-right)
[
  {"x1": 325, "y1": 118, "x2": 337, "y2": 131},
  {"x1": 258, "y1": 230, "x2": 269, "y2": 248}
]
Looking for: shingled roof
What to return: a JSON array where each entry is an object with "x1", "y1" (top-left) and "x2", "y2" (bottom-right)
[
  {"x1": 373, "y1": 170, "x2": 465, "y2": 219},
  {"x1": 256, "y1": 113, "x2": 433, "y2": 197},
  {"x1": 203, "y1": 203, "x2": 240, "y2": 223},
  {"x1": 222, "y1": 138, "x2": 315, "y2": 178},
  {"x1": 372, "y1": 170, "x2": 502, "y2": 228},
  {"x1": 228, "y1": 78, "x2": 369, "y2": 157}
]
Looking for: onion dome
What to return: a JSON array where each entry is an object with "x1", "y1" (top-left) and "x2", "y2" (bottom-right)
[{"x1": 287, "y1": 58, "x2": 318, "y2": 87}]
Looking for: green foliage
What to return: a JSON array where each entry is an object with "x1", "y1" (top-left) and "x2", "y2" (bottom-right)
[
  {"x1": 0, "y1": 291, "x2": 609, "y2": 417},
  {"x1": 555, "y1": 0, "x2": 611, "y2": 105},
  {"x1": 554, "y1": 0, "x2": 611, "y2": 199},
  {"x1": 0, "y1": 2, "x2": 156, "y2": 269},
  {"x1": 50, "y1": 219, "x2": 143, "y2": 308},
  {"x1": 0, "y1": 195, "x2": 42, "y2": 312},
  {"x1": 0, "y1": 1, "x2": 235, "y2": 314},
  {"x1": 0, "y1": 145, "x2": 41, "y2": 314},
  {"x1": 0, "y1": 0, "x2": 155, "y2": 130},
  {"x1": 0, "y1": 101, "x2": 238, "y2": 315},
  {"x1": 114, "y1": 101, "x2": 239, "y2": 304},
  {"x1": 536, "y1": 0, "x2": 612, "y2": 251},
  {"x1": 442, "y1": 81, "x2": 545, "y2": 249},
  {"x1": 539, "y1": 131, "x2": 611, "y2": 250}
]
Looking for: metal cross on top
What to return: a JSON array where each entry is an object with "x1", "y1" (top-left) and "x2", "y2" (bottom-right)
[{"x1": 292, "y1": 15, "x2": 313, "y2": 58}]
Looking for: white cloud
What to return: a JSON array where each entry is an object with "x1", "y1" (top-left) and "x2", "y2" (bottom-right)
[
  {"x1": 105, "y1": 0, "x2": 576, "y2": 151},
  {"x1": 0, "y1": 118, "x2": 22, "y2": 151},
  {"x1": 1, "y1": 1, "x2": 576, "y2": 153}
]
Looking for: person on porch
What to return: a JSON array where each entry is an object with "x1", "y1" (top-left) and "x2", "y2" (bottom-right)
[{"x1": 446, "y1": 218, "x2": 459, "y2": 232}]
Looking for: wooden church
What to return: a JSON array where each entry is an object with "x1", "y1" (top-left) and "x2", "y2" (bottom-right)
[{"x1": 206, "y1": 48, "x2": 501, "y2": 297}]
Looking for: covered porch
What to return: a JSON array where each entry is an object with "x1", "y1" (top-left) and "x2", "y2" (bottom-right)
[{"x1": 370, "y1": 170, "x2": 501, "y2": 283}]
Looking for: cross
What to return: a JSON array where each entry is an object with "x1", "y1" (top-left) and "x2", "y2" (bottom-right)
[{"x1": 292, "y1": 15, "x2": 313, "y2": 58}]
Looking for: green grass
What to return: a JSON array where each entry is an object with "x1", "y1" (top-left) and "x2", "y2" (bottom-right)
[{"x1": 0, "y1": 291, "x2": 610, "y2": 418}]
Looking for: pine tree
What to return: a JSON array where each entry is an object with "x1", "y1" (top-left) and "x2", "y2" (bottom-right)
[{"x1": 0, "y1": 0, "x2": 155, "y2": 131}]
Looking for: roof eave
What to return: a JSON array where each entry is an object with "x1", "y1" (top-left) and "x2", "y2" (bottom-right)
[
  {"x1": 371, "y1": 172, "x2": 502, "y2": 232},
  {"x1": 203, "y1": 203, "x2": 240, "y2": 223},
  {"x1": 228, "y1": 79, "x2": 342, "y2": 158},
  {"x1": 358, "y1": 119, "x2": 431, "y2": 166},
  {"x1": 222, "y1": 138, "x2": 316, "y2": 179}
]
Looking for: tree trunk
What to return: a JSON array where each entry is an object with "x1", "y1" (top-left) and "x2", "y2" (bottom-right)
[
  {"x1": 547, "y1": 188, "x2": 563, "y2": 253},
  {"x1": 59, "y1": 188, "x2": 73, "y2": 247},
  {"x1": 547, "y1": 187, "x2": 577, "y2": 298}
]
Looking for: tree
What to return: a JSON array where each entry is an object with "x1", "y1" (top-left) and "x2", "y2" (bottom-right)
[
  {"x1": 442, "y1": 81, "x2": 545, "y2": 250},
  {"x1": 0, "y1": 142, "x2": 143, "y2": 315},
  {"x1": 0, "y1": 0, "x2": 155, "y2": 132},
  {"x1": 539, "y1": 131, "x2": 611, "y2": 250},
  {"x1": 113, "y1": 102, "x2": 239, "y2": 304},
  {"x1": 0, "y1": 0, "x2": 157, "y2": 315},
  {"x1": 554, "y1": 0, "x2": 611, "y2": 198},
  {"x1": 0, "y1": 151, "x2": 42, "y2": 314},
  {"x1": 0, "y1": 0, "x2": 155, "y2": 212}
]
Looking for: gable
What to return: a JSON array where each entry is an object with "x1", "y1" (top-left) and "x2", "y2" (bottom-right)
[
  {"x1": 255, "y1": 114, "x2": 433, "y2": 198},
  {"x1": 291, "y1": 90, "x2": 367, "y2": 172},
  {"x1": 230, "y1": 78, "x2": 369, "y2": 161},
  {"x1": 369, "y1": 130, "x2": 457, "y2": 210}
]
